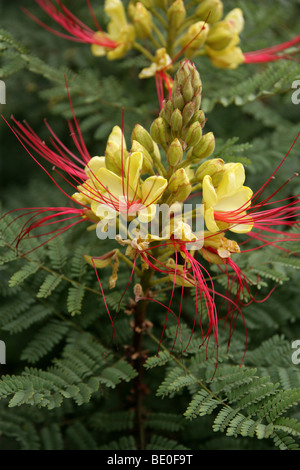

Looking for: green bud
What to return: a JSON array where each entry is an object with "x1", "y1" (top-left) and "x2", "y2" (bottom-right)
[
  {"x1": 131, "y1": 124, "x2": 154, "y2": 153},
  {"x1": 192, "y1": 131, "x2": 215, "y2": 160},
  {"x1": 180, "y1": 21, "x2": 210, "y2": 59},
  {"x1": 195, "y1": 0, "x2": 223, "y2": 24},
  {"x1": 167, "y1": 0, "x2": 186, "y2": 30},
  {"x1": 182, "y1": 76, "x2": 194, "y2": 103},
  {"x1": 152, "y1": 141, "x2": 162, "y2": 163},
  {"x1": 167, "y1": 138, "x2": 184, "y2": 167},
  {"x1": 189, "y1": 109, "x2": 206, "y2": 128},
  {"x1": 160, "y1": 100, "x2": 174, "y2": 125},
  {"x1": 196, "y1": 110, "x2": 206, "y2": 127},
  {"x1": 172, "y1": 61, "x2": 202, "y2": 111},
  {"x1": 131, "y1": 140, "x2": 153, "y2": 173},
  {"x1": 195, "y1": 158, "x2": 224, "y2": 181},
  {"x1": 192, "y1": 88, "x2": 202, "y2": 111},
  {"x1": 168, "y1": 168, "x2": 192, "y2": 202},
  {"x1": 176, "y1": 61, "x2": 191, "y2": 88},
  {"x1": 172, "y1": 85, "x2": 185, "y2": 110},
  {"x1": 150, "y1": 117, "x2": 169, "y2": 146},
  {"x1": 184, "y1": 121, "x2": 202, "y2": 147},
  {"x1": 182, "y1": 101, "x2": 196, "y2": 127},
  {"x1": 170, "y1": 108, "x2": 183, "y2": 133}
]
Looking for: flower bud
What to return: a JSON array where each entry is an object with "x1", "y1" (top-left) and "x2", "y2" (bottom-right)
[
  {"x1": 180, "y1": 21, "x2": 210, "y2": 58},
  {"x1": 172, "y1": 85, "x2": 186, "y2": 110},
  {"x1": 195, "y1": 0, "x2": 223, "y2": 24},
  {"x1": 131, "y1": 124, "x2": 154, "y2": 153},
  {"x1": 206, "y1": 22, "x2": 234, "y2": 50},
  {"x1": 168, "y1": 168, "x2": 192, "y2": 202},
  {"x1": 131, "y1": 140, "x2": 153, "y2": 173},
  {"x1": 150, "y1": 117, "x2": 169, "y2": 146},
  {"x1": 181, "y1": 101, "x2": 196, "y2": 127},
  {"x1": 105, "y1": 126, "x2": 128, "y2": 174},
  {"x1": 167, "y1": 0, "x2": 186, "y2": 30},
  {"x1": 167, "y1": 138, "x2": 184, "y2": 167},
  {"x1": 160, "y1": 99, "x2": 174, "y2": 124},
  {"x1": 196, "y1": 158, "x2": 224, "y2": 182},
  {"x1": 184, "y1": 121, "x2": 202, "y2": 147},
  {"x1": 172, "y1": 60, "x2": 202, "y2": 110},
  {"x1": 170, "y1": 108, "x2": 183, "y2": 133},
  {"x1": 191, "y1": 88, "x2": 202, "y2": 112},
  {"x1": 130, "y1": 2, "x2": 153, "y2": 39},
  {"x1": 225, "y1": 8, "x2": 244, "y2": 34},
  {"x1": 182, "y1": 76, "x2": 194, "y2": 103},
  {"x1": 176, "y1": 60, "x2": 202, "y2": 91},
  {"x1": 191, "y1": 131, "x2": 215, "y2": 160},
  {"x1": 193, "y1": 110, "x2": 206, "y2": 127}
]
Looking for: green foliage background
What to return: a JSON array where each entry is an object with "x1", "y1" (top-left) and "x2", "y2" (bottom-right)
[{"x1": 0, "y1": 0, "x2": 300, "y2": 450}]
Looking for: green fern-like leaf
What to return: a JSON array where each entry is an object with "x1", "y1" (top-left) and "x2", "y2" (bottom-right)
[
  {"x1": 67, "y1": 284, "x2": 86, "y2": 316},
  {"x1": 36, "y1": 273, "x2": 64, "y2": 299}
]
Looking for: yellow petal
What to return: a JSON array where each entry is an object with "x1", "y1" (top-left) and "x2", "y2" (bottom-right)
[
  {"x1": 125, "y1": 152, "x2": 143, "y2": 198},
  {"x1": 216, "y1": 163, "x2": 245, "y2": 198},
  {"x1": 204, "y1": 207, "x2": 220, "y2": 233},
  {"x1": 141, "y1": 176, "x2": 168, "y2": 206},
  {"x1": 229, "y1": 211, "x2": 254, "y2": 233},
  {"x1": 77, "y1": 178, "x2": 102, "y2": 204},
  {"x1": 137, "y1": 204, "x2": 157, "y2": 223},
  {"x1": 91, "y1": 44, "x2": 106, "y2": 57},
  {"x1": 214, "y1": 186, "x2": 253, "y2": 212},
  {"x1": 85, "y1": 156, "x2": 106, "y2": 177},
  {"x1": 230, "y1": 221, "x2": 253, "y2": 234},
  {"x1": 94, "y1": 203, "x2": 117, "y2": 220},
  {"x1": 105, "y1": 0, "x2": 128, "y2": 38},
  {"x1": 202, "y1": 175, "x2": 218, "y2": 208},
  {"x1": 91, "y1": 32, "x2": 108, "y2": 56},
  {"x1": 96, "y1": 168, "x2": 135, "y2": 202},
  {"x1": 84, "y1": 250, "x2": 119, "y2": 268},
  {"x1": 206, "y1": 43, "x2": 245, "y2": 69}
]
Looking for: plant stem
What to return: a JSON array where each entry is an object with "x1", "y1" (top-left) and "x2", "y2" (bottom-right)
[
  {"x1": 132, "y1": 268, "x2": 153, "y2": 450},
  {"x1": 133, "y1": 42, "x2": 155, "y2": 62}
]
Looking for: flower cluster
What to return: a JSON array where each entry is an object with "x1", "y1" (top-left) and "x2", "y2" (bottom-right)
[
  {"x1": 5, "y1": 60, "x2": 300, "y2": 369},
  {"x1": 26, "y1": 0, "x2": 300, "y2": 101}
]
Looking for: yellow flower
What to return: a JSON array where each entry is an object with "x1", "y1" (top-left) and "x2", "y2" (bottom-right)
[
  {"x1": 202, "y1": 163, "x2": 253, "y2": 233},
  {"x1": 205, "y1": 8, "x2": 245, "y2": 69},
  {"x1": 139, "y1": 48, "x2": 172, "y2": 79},
  {"x1": 205, "y1": 34, "x2": 245, "y2": 69},
  {"x1": 91, "y1": 0, "x2": 135, "y2": 60},
  {"x1": 88, "y1": 151, "x2": 168, "y2": 222},
  {"x1": 200, "y1": 231, "x2": 240, "y2": 264}
]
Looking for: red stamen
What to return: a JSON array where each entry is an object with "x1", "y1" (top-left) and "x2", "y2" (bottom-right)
[
  {"x1": 22, "y1": 0, "x2": 118, "y2": 49},
  {"x1": 244, "y1": 35, "x2": 300, "y2": 64}
]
